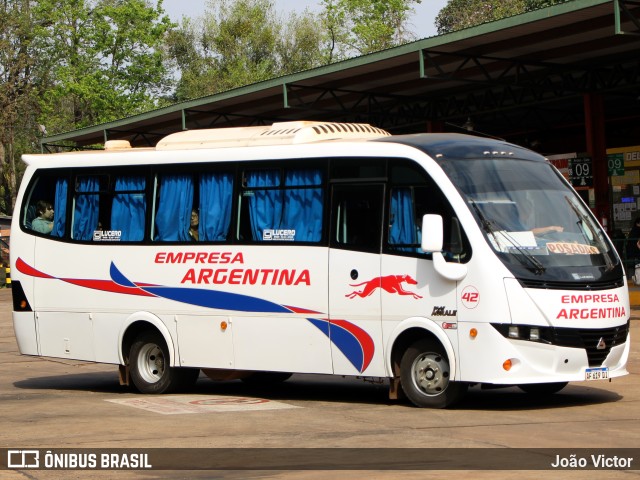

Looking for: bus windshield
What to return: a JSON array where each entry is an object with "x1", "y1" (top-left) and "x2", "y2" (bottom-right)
[{"x1": 441, "y1": 157, "x2": 621, "y2": 284}]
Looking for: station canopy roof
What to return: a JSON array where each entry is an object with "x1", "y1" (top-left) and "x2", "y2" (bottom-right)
[{"x1": 43, "y1": 0, "x2": 640, "y2": 154}]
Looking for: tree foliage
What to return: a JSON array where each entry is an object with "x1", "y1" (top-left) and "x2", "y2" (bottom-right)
[
  {"x1": 0, "y1": 0, "x2": 40, "y2": 212},
  {"x1": 34, "y1": 0, "x2": 174, "y2": 131},
  {"x1": 321, "y1": 0, "x2": 421, "y2": 58},
  {"x1": 166, "y1": 0, "x2": 325, "y2": 102},
  {"x1": 0, "y1": 0, "x2": 174, "y2": 213},
  {"x1": 435, "y1": 0, "x2": 565, "y2": 34},
  {"x1": 1, "y1": 0, "x2": 431, "y2": 214},
  {"x1": 167, "y1": 0, "x2": 422, "y2": 102}
]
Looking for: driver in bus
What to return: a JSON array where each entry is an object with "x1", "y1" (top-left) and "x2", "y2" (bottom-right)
[{"x1": 520, "y1": 198, "x2": 563, "y2": 236}]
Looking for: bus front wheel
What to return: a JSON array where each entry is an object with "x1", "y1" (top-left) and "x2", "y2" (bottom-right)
[
  {"x1": 400, "y1": 339, "x2": 467, "y2": 408},
  {"x1": 129, "y1": 331, "x2": 198, "y2": 394}
]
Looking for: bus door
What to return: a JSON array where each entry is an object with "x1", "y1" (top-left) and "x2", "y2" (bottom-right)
[
  {"x1": 381, "y1": 176, "x2": 463, "y2": 370},
  {"x1": 329, "y1": 184, "x2": 386, "y2": 376}
]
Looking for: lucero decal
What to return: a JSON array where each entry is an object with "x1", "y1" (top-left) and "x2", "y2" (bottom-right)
[{"x1": 16, "y1": 258, "x2": 374, "y2": 373}]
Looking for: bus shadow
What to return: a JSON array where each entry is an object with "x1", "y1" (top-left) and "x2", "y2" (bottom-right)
[
  {"x1": 13, "y1": 372, "x2": 623, "y2": 410},
  {"x1": 454, "y1": 383, "x2": 623, "y2": 411},
  {"x1": 195, "y1": 374, "x2": 391, "y2": 406},
  {"x1": 13, "y1": 371, "x2": 125, "y2": 394}
]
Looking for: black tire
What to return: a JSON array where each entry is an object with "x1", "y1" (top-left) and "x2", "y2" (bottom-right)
[
  {"x1": 518, "y1": 382, "x2": 568, "y2": 395},
  {"x1": 129, "y1": 331, "x2": 198, "y2": 394},
  {"x1": 400, "y1": 339, "x2": 467, "y2": 408},
  {"x1": 241, "y1": 371, "x2": 293, "y2": 386}
]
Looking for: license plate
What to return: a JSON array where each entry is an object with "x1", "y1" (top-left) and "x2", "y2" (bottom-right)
[{"x1": 585, "y1": 367, "x2": 609, "y2": 381}]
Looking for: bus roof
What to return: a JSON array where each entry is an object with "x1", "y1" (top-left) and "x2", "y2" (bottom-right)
[
  {"x1": 375, "y1": 133, "x2": 546, "y2": 163},
  {"x1": 25, "y1": 122, "x2": 545, "y2": 166},
  {"x1": 155, "y1": 121, "x2": 391, "y2": 150}
]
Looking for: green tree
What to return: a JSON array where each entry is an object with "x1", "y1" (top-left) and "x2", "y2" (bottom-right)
[
  {"x1": 320, "y1": 0, "x2": 421, "y2": 58},
  {"x1": 277, "y1": 10, "x2": 326, "y2": 75},
  {"x1": 435, "y1": 0, "x2": 564, "y2": 34},
  {"x1": 167, "y1": 0, "x2": 422, "y2": 102},
  {"x1": 34, "y1": 0, "x2": 174, "y2": 133},
  {"x1": 167, "y1": 0, "x2": 324, "y2": 102},
  {"x1": 0, "y1": 0, "x2": 40, "y2": 212},
  {"x1": 1, "y1": 0, "x2": 174, "y2": 212}
]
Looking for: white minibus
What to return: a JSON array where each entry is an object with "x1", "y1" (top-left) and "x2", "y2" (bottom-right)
[{"x1": 11, "y1": 121, "x2": 630, "y2": 408}]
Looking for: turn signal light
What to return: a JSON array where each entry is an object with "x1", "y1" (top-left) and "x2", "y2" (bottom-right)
[
  {"x1": 503, "y1": 359, "x2": 513, "y2": 371},
  {"x1": 469, "y1": 328, "x2": 478, "y2": 339},
  {"x1": 220, "y1": 321, "x2": 228, "y2": 331}
]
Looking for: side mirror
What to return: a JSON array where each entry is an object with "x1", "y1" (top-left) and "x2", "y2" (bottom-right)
[
  {"x1": 421, "y1": 214, "x2": 468, "y2": 281},
  {"x1": 421, "y1": 214, "x2": 443, "y2": 253}
]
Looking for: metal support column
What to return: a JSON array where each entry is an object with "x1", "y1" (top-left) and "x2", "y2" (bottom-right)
[
  {"x1": 583, "y1": 92, "x2": 610, "y2": 231},
  {"x1": 426, "y1": 120, "x2": 444, "y2": 133}
]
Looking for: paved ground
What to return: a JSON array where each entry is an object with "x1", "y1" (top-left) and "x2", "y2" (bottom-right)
[{"x1": 0, "y1": 288, "x2": 638, "y2": 479}]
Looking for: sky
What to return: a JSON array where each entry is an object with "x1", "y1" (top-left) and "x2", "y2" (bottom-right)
[{"x1": 159, "y1": 0, "x2": 449, "y2": 39}]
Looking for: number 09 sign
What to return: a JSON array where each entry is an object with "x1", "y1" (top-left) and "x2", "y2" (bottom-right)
[{"x1": 569, "y1": 157, "x2": 593, "y2": 187}]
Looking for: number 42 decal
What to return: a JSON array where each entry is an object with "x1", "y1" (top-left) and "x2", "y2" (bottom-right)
[{"x1": 461, "y1": 286, "x2": 480, "y2": 309}]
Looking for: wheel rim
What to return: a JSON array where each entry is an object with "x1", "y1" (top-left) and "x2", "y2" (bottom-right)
[
  {"x1": 410, "y1": 352, "x2": 450, "y2": 396},
  {"x1": 137, "y1": 343, "x2": 165, "y2": 384}
]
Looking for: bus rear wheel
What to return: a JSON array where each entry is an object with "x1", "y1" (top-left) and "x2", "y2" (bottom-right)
[
  {"x1": 400, "y1": 339, "x2": 467, "y2": 408},
  {"x1": 129, "y1": 331, "x2": 198, "y2": 394}
]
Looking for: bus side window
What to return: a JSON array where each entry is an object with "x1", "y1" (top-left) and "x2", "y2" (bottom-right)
[
  {"x1": 25, "y1": 204, "x2": 37, "y2": 230},
  {"x1": 239, "y1": 167, "x2": 323, "y2": 243},
  {"x1": 388, "y1": 187, "x2": 419, "y2": 252},
  {"x1": 387, "y1": 164, "x2": 470, "y2": 261},
  {"x1": 22, "y1": 175, "x2": 68, "y2": 238},
  {"x1": 331, "y1": 185, "x2": 383, "y2": 253},
  {"x1": 111, "y1": 175, "x2": 146, "y2": 241},
  {"x1": 72, "y1": 175, "x2": 103, "y2": 240},
  {"x1": 197, "y1": 172, "x2": 234, "y2": 241},
  {"x1": 154, "y1": 174, "x2": 195, "y2": 242}
]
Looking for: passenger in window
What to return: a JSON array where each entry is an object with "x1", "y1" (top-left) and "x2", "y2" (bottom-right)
[
  {"x1": 32, "y1": 200, "x2": 54, "y2": 234},
  {"x1": 189, "y1": 209, "x2": 199, "y2": 241}
]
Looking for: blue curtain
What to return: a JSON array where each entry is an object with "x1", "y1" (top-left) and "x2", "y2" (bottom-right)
[
  {"x1": 51, "y1": 178, "x2": 68, "y2": 238},
  {"x1": 247, "y1": 169, "x2": 323, "y2": 242},
  {"x1": 247, "y1": 170, "x2": 282, "y2": 241},
  {"x1": 111, "y1": 176, "x2": 146, "y2": 241},
  {"x1": 200, "y1": 173, "x2": 233, "y2": 241},
  {"x1": 73, "y1": 176, "x2": 100, "y2": 240},
  {"x1": 283, "y1": 169, "x2": 323, "y2": 242},
  {"x1": 389, "y1": 188, "x2": 415, "y2": 248},
  {"x1": 155, "y1": 175, "x2": 194, "y2": 241}
]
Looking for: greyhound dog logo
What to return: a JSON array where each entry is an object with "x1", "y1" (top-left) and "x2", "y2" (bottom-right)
[{"x1": 345, "y1": 274, "x2": 423, "y2": 300}]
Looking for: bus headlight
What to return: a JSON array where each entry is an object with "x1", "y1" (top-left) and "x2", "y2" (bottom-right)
[
  {"x1": 492, "y1": 323, "x2": 551, "y2": 344},
  {"x1": 529, "y1": 327, "x2": 540, "y2": 341}
]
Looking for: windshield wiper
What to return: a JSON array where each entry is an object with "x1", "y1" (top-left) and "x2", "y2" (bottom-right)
[
  {"x1": 564, "y1": 196, "x2": 615, "y2": 272},
  {"x1": 470, "y1": 200, "x2": 545, "y2": 274}
]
